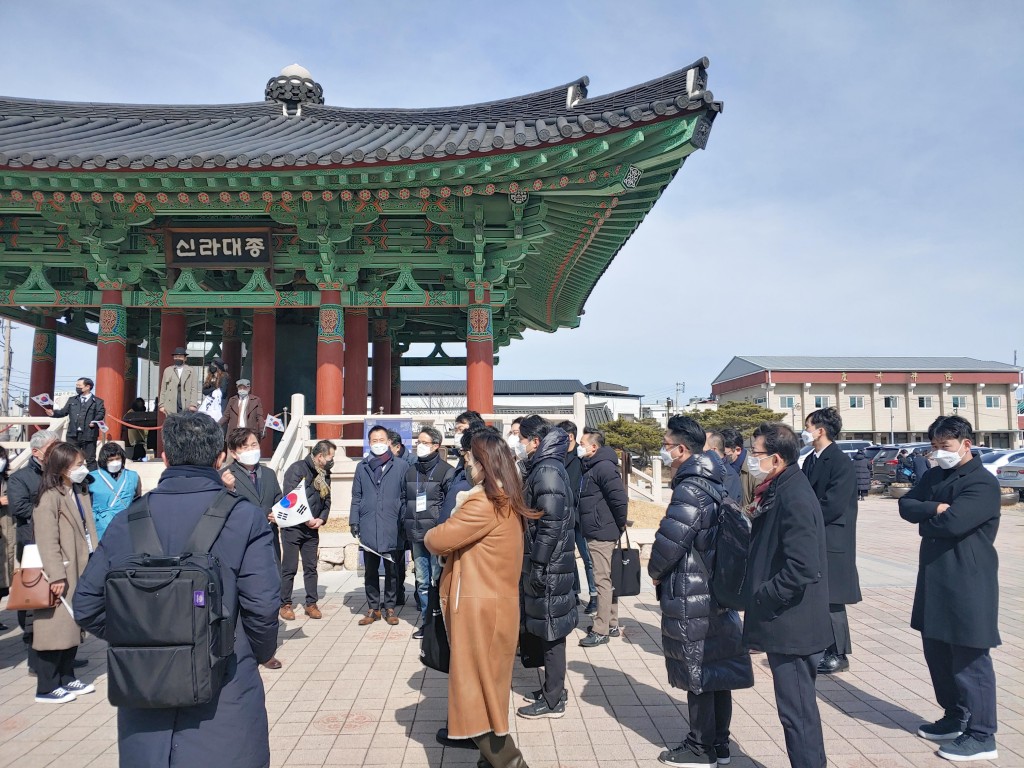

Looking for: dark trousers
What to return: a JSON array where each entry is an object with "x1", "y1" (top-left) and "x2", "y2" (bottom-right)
[
  {"x1": 70, "y1": 436, "x2": 98, "y2": 471},
  {"x1": 363, "y1": 548, "x2": 401, "y2": 611},
  {"x1": 686, "y1": 689, "x2": 733, "y2": 750},
  {"x1": 767, "y1": 651, "x2": 826, "y2": 768},
  {"x1": 280, "y1": 526, "x2": 319, "y2": 606},
  {"x1": 542, "y1": 637, "x2": 567, "y2": 709},
  {"x1": 922, "y1": 637, "x2": 997, "y2": 738},
  {"x1": 36, "y1": 647, "x2": 76, "y2": 694},
  {"x1": 828, "y1": 604, "x2": 852, "y2": 656},
  {"x1": 270, "y1": 523, "x2": 282, "y2": 565}
]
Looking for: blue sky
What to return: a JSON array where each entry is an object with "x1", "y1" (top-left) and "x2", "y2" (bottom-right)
[{"x1": 2, "y1": 1, "x2": 1022, "y2": 406}]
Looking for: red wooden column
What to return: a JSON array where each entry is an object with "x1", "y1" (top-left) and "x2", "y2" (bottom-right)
[
  {"x1": 220, "y1": 316, "x2": 242, "y2": 400},
  {"x1": 157, "y1": 308, "x2": 186, "y2": 454},
  {"x1": 343, "y1": 308, "x2": 368, "y2": 456},
  {"x1": 466, "y1": 293, "x2": 494, "y2": 415},
  {"x1": 28, "y1": 317, "x2": 57, "y2": 436},
  {"x1": 390, "y1": 351, "x2": 402, "y2": 414},
  {"x1": 96, "y1": 290, "x2": 127, "y2": 441},
  {"x1": 251, "y1": 309, "x2": 276, "y2": 454},
  {"x1": 371, "y1": 318, "x2": 392, "y2": 415},
  {"x1": 316, "y1": 293, "x2": 345, "y2": 440}
]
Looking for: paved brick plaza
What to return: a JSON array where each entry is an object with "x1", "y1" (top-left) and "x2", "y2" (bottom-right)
[{"x1": 0, "y1": 497, "x2": 1020, "y2": 767}]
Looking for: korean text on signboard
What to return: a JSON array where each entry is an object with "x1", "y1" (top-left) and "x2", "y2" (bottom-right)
[{"x1": 166, "y1": 229, "x2": 273, "y2": 267}]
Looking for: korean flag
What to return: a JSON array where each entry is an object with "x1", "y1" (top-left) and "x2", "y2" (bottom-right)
[
  {"x1": 272, "y1": 478, "x2": 314, "y2": 527},
  {"x1": 31, "y1": 393, "x2": 54, "y2": 407},
  {"x1": 265, "y1": 414, "x2": 285, "y2": 433}
]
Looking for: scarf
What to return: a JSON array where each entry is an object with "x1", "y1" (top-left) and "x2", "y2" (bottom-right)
[
  {"x1": 748, "y1": 476, "x2": 776, "y2": 520},
  {"x1": 312, "y1": 459, "x2": 331, "y2": 500},
  {"x1": 368, "y1": 450, "x2": 392, "y2": 485},
  {"x1": 415, "y1": 451, "x2": 440, "y2": 475}
]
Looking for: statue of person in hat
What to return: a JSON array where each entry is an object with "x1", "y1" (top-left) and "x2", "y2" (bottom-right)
[{"x1": 158, "y1": 347, "x2": 201, "y2": 416}]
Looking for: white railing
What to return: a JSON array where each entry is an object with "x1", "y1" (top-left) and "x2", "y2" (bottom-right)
[
  {"x1": 0, "y1": 415, "x2": 69, "y2": 471},
  {"x1": 629, "y1": 455, "x2": 665, "y2": 504}
]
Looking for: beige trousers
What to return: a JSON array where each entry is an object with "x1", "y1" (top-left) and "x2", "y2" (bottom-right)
[{"x1": 587, "y1": 539, "x2": 619, "y2": 636}]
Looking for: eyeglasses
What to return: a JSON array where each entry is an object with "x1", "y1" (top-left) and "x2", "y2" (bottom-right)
[
  {"x1": 661, "y1": 442, "x2": 679, "y2": 449},
  {"x1": 748, "y1": 450, "x2": 771, "y2": 457}
]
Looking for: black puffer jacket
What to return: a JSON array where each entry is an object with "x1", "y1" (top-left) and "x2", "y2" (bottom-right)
[
  {"x1": 853, "y1": 452, "x2": 871, "y2": 493},
  {"x1": 579, "y1": 446, "x2": 629, "y2": 542},
  {"x1": 648, "y1": 454, "x2": 754, "y2": 695},
  {"x1": 403, "y1": 451, "x2": 455, "y2": 543},
  {"x1": 522, "y1": 428, "x2": 579, "y2": 641}
]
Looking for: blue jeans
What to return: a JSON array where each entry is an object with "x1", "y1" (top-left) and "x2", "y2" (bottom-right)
[
  {"x1": 572, "y1": 526, "x2": 597, "y2": 597},
  {"x1": 412, "y1": 541, "x2": 441, "y2": 624}
]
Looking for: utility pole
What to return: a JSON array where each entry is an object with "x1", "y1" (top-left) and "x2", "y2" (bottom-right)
[
  {"x1": 0, "y1": 318, "x2": 12, "y2": 416},
  {"x1": 675, "y1": 381, "x2": 686, "y2": 409}
]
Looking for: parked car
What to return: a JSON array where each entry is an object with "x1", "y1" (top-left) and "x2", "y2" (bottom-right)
[
  {"x1": 861, "y1": 444, "x2": 885, "y2": 462},
  {"x1": 995, "y1": 456, "x2": 1024, "y2": 490},
  {"x1": 980, "y1": 449, "x2": 1024, "y2": 476},
  {"x1": 871, "y1": 443, "x2": 930, "y2": 484},
  {"x1": 797, "y1": 439, "x2": 876, "y2": 468}
]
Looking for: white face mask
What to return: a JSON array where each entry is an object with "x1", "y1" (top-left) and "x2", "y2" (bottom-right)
[
  {"x1": 931, "y1": 442, "x2": 967, "y2": 470},
  {"x1": 506, "y1": 433, "x2": 519, "y2": 449},
  {"x1": 514, "y1": 441, "x2": 528, "y2": 460},
  {"x1": 576, "y1": 445, "x2": 589, "y2": 459},
  {"x1": 106, "y1": 461, "x2": 123, "y2": 474},
  {"x1": 800, "y1": 430, "x2": 814, "y2": 446},
  {"x1": 237, "y1": 449, "x2": 261, "y2": 467},
  {"x1": 747, "y1": 454, "x2": 769, "y2": 479},
  {"x1": 69, "y1": 465, "x2": 89, "y2": 484},
  {"x1": 369, "y1": 443, "x2": 389, "y2": 456},
  {"x1": 237, "y1": 389, "x2": 249, "y2": 398},
  {"x1": 659, "y1": 447, "x2": 676, "y2": 466},
  {"x1": 416, "y1": 443, "x2": 433, "y2": 458}
]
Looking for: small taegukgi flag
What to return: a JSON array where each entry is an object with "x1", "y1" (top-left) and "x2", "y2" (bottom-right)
[
  {"x1": 92, "y1": 420, "x2": 109, "y2": 434},
  {"x1": 265, "y1": 414, "x2": 285, "y2": 433},
  {"x1": 31, "y1": 393, "x2": 53, "y2": 407},
  {"x1": 272, "y1": 478, "x2": 314, "y2": 528}
]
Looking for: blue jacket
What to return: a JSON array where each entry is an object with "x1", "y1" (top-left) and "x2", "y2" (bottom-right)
[
  {"x1": 88, "y1": 467, "x2": 141, "y2": 540},
  {"x1": 349, "y1": 455, "x2": 407, "y2": 552},
  {"x1": 74, "y1": 467, "x2": 279, "y2": 768}
]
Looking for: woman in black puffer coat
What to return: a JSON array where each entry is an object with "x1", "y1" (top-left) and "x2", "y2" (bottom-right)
[
  {"x1": 852, "y1": 450, "x2": 872, "y2": 500},
  {"x1": 648, "y1": 414, "x2": 753, "y2": 764}
]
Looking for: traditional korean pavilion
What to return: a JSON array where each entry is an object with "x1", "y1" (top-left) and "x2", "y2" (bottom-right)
[{"x1": 0, "y1": 61, "x2": 722, "y2": 445}]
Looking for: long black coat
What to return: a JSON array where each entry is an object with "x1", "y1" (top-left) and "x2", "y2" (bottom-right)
[
  {"x1": 522, "y1": 428, "x2": 578, "y2": 641},
  {"x1": 742, "y1": 464, "x2": 832, "y2": 656},
  {"x1": 51, "y1": 394, "x2": 106, "y2": 442},
  {"x1": 7, "y1": 457, "x2": 43, "y2": 545},
  {"x1": 648, "y1": 454, "x2": 754, "y2": 695},
  {"x1": 75, "y1": 469, "x2": 280, "y2": 768},
  {"x1": 579, "y1": 446, "x2": 629, "y2": 542},
  {"x1": 852, "y1": 452, "x2": 872, "y2": 493},
  {"x1": 403, "y1": 452, "x2": 455, "y2": 543},
  {"x1": 349, "y1": 455, "x2": 406, "y2": 553},
  {"x1": 898, "y1": 457, "x2": 1001, "y2": 648},
  {"x1": 803, "y1": 442, "x2": 861, "y2": 605}
]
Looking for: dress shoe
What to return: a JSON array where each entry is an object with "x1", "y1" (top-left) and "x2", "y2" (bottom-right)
[
  {"x1": 304, "y1": 604, "x2": 322, "y2": 619},
  {"x1": 584, "y1": 598, "x2": 598, "y2": 615},
  {"x1": 358, "y1": 609, "x2": 381, "y2": 625},
  {"x1": 279, "y1": 604, "x2": 296, "y2": 621},
  {"x1": 262, "y1": 657, "x2": 283, "y2": 670},
  {"x1": 435, "y1": 726, "x2": 476, "y2": 749},
  {"x1": 817, "y1": 652, "x2": 850, "y2": 674},
  {"x1": 384, "y1": 608, "x2": 399, "y2": 626}
]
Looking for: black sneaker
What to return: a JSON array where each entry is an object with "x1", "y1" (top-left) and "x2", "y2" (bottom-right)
[
  {"x1": 937, "y1": 733, "x2": 998, "y2": 762},
  {"x1": 517, "y1": 696, "x2": 566, "y2": 719},
  {"x1": 412, "y1": 626, "x2": 425, "y2": 641},
  {"x1": 435, "y1": 727, "x2": 476, "y2": 749},
  {"x1": 658, "y1": 743, "x2": 716, "y2": 766},
  {"x1": 918, "y1": 715, "x2": 967, "y2": 742},
  {"x1": 584, "y1": 598, "x2": 597, "y2": 615},
  {"x1": 714, "y1": 741, "x2": 730, "y2": 765},
  {"x1": 579, "y1": 631, "x2": 609, "y2": 647},
  {"x1": 35, "y1": 687, "x2": 76, "y2": 704},
  {"x1": 522, "y1": 688, "x2": 567, "y2": 703},
  {"x1": 609, "y1": 625, "x2": 621, "y2": 637}
]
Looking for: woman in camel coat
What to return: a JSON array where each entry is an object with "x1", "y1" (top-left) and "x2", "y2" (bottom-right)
[
  {"x1": 425, "y1": 429, "x2": 538, "y2": 768},
  {"x1": 32, "y1": 442, "x2": 98, "y2": 703}
]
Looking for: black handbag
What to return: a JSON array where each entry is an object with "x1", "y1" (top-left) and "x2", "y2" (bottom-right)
[
  {"x1": 610, "y1": 528, "x2": 642, "y2": 598},
  {"x1": 519, "y1": 629, "x2": 545, "y2": 669},
  {"x1": 419, "y1": 582, "x2": 450, "y2": 674}
]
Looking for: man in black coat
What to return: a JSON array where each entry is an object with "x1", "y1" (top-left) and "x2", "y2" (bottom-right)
[
  {"x1": 705, "y1": 430, "x2": 742, "y2": 502},
  {"x1": 802, "y1": 407, "x2": 861, "y2": 674},
  {"x1": 744, "y1": 423, "x2": 830, "y2": 768},
  {"x1": 558, "y1": 420, "x2": 596, "y2": 614},
  {"x1": 577, "y1": 427, "x2": 629, "y2": 646},
  {"x1": 899, "y1": 416, "x2": 1001, "y2": 762},
  {"x1": 45, "y1": 377, "x2": 105, "y2": 470},
  {"x1": 280, "y1": 440, "x2": 335, "y2": 621},
  {"x1": 516, "y1": 416, "x2": 578, "y2": 720},
  {"x1": 74, "y1": 412, "x2": 279, "y2": 768}
]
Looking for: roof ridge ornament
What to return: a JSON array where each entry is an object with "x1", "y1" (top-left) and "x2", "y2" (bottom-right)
[
  {"x1": 565, "y1": 77, "x2": 589, "y2": 110},
  {"x1": 265, "y1": 64, "x2": 324, "y2": 117}
]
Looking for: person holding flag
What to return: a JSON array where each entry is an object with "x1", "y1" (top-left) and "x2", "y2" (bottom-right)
[
  {"x1": 279, "y1": 440, "x2": 335, "y2": 621},
  {"x1": 44, "y1": 377, "x2": 106, "y2": 471}
]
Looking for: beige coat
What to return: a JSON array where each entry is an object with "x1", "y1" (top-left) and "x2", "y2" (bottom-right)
[
  {"x1": 158, "y1": 365, "x2": 201, "y2": 414},
  {"x1": 0, "y1": 477, "x2": 14, "y2": 589},
  {"x1": 32, "y1": 485, "x2": 97, "y2": 651},
  {"x1": 424, "y1": 484, "x2": 525, "y2": 740}
]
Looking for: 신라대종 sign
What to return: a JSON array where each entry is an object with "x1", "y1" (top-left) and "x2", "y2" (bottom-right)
[{"x1": 166, "y1": 228, "x2": 273, "y2": 267}]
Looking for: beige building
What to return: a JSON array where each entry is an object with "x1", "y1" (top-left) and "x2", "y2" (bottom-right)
[{"x1": 711, "y1": 356, "x2": 1022, "y2": 448}]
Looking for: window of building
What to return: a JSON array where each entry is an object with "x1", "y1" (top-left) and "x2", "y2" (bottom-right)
[
  {"x1": 779, "y1": 396, "x2": 795, "y2": 409},
  {"x1": 754, "y1": 397, "x2": 766, "y2": 406},
  {"x1": 813, "y1": 395, "x2": 830, "y2": 408},
  {"x1": 848, "y1": 396, "x2": 864, "y2": 409},
  {"x1": 952, "y1": 395, "x2": 967, "y2": 409},
  {"x1": 986, "y1": 395, "x2": 1001, "y2": 408},
  {"x1": 883, "y1": 396, "x2": 899, "y2": 408},
  {"x1": 917, "y1": 396, "x2": 933, "y2": 408}
]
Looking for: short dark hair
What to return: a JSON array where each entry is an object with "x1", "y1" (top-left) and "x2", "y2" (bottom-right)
[
  {"x1": 227, "y1": 427, "x2": 258, "y2": 451},
  {"x1": 667, "y1": 414, "x2": 706, "y2": 454},
  {"x1": 368, "y1": 425, "x2": 389, "y2": 440},
  {"x1": 752, "y1": 422, "x2": 800, "y2": 465},
  {"x1": 720, "y1": 428, "x2": 744, "y2": 451},
  {"x1": 705, "y1": 430, "x2": 725, "y2": 453},
  {"x1": 460, "y1": 421, "x2": 494, "y2": 451},
  {"x1": 131, "y1": 397, "x2": 147, "y2": 412},
  {"x1": 556, "y1": 420, "x2": 577, "y2": 439},
  {"x1": 163, "y1": 412, "x2": 225, "y2": 467},
  {"x1": 386, "y1": 429, "x2": 402, "y2": 446},
  {"x1": 455, "y1": 410, "x2": 482, "y2": 425},
  {"x1": 806, "y1": 407, "x2": 842, "y2": 441},
  {"x1": 518, "y1": 415, "x2": 552, "y2": 442},
  {"x1": 582, "y1": 427, "x2": 605, "y2": 448},
  {"x1": 511, "y1": 416, "x2": 523, "y2": 426},
  {"x1": 928, "y1": 415, "x2": 974, "y2": 443},
  {"x1": 419, "y1": 425, "x2": 443, "y2": 445},
  {"x1": 98, "y1": 442, "x2": 126, "y2": 465},
  {"x1": 311, "y1": 439, "x2": 336, "y2": 457},
  {"x1": 79, "y1": 377, "x2": 94, "y2": 389}
]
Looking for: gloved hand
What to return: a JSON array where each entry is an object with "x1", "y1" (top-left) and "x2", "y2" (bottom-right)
[
  {"x1": 351, "y1": 525, "x2": 360, "y2": 539},
  {"x1": 529, "y1": 562, "x2": 546, "y2": 594}
]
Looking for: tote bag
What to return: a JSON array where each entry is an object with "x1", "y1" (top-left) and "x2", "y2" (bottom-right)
[
  {"x1": 419, "y1": 582, "x2": 450, "y2": 674},
  {"x1": 610, "y1": 528, "x2": 642, "y2": 598}
]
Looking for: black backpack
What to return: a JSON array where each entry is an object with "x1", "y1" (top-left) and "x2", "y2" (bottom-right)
[
  {"x1": 682, "y1": 477, "x2": 751, "y2": 611},
  {"x1": 104, "y1": 490, "x2": 241, "y2": 709}
]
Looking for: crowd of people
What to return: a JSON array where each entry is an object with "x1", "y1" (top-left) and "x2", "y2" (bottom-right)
[{"x1": 0, "y1": 402, "x2": 1004, "y2": 768}]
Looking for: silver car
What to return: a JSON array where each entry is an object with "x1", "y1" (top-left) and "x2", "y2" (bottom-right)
[
  {"x1": 981, "y1": 449, "x2": 1024, "y2": 476},
  {"x1": 995, "y1": 456, "x2": 1024, "y2": 489}
]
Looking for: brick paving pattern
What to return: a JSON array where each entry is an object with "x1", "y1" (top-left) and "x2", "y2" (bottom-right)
[{"x1": 0, "y1": 497, "x2": 1019, "y2": 767}]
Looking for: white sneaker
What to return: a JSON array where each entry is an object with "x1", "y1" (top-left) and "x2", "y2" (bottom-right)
[
  {"x1": 65, "y1": 680, "x2": 95, "y2": 695},
  {"x1": 35, "y1": 687, "x2": 76, "y2": 704}
]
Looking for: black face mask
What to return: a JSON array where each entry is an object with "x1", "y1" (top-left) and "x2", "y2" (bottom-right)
[
  {"x1": 324, "y1": 459, "x2": 335, "y2": 472},
  {"x1": 75, "y1": 387, "x2": 85, "y2": 396},
  {"x1": 174, "y1": 359, "x2": 184, "y2": 367}
]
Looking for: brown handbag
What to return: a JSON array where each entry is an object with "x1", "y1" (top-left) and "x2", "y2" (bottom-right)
[{"x1": 8, "y1": 568, "x2": 58, "y2": 611}]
